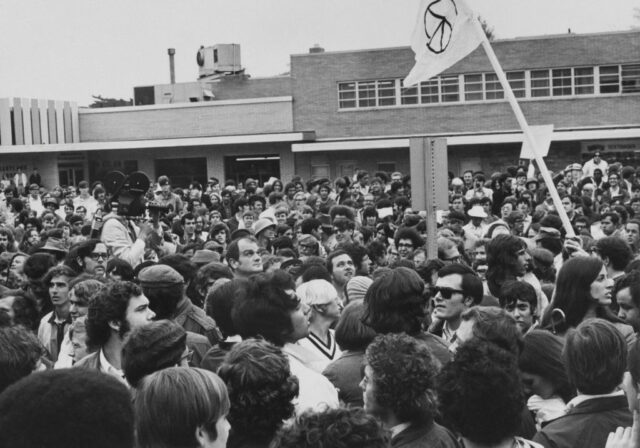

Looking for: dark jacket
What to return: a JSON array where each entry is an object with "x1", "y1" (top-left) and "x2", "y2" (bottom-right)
[
  {"x1": 322, "y1": 350, "x2": 366, "y2": 407},
  {"x1": 392, "y1": 421, "x2": 460, "y2": 448},
  {"x1": 532, "y1": 395, "x2": 632, "y2": 448},
  {"x1": 174, "y1": 297, "x2": 223, "y2": 345}
]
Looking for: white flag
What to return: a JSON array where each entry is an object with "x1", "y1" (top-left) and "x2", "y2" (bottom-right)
[
  {"x1": 404, "y1": 0, "x2": 483, "y2": 86},
  {"x1": 519, "y1": 124, "x2": 554, "y2": 159}
]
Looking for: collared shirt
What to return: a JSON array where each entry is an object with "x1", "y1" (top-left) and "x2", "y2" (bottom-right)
[
  {"x1": 99, "y1": 349, "x2": 127, "y2": 385},
  {"x1": 565, "y1": 390, "x2": 624, "y2": 412},
  {"x1": 390, "y1": 422, "x2": 411, "y2": 438},
  {"x1": 442, "y1": 321, "x2": 456, "y2": 344},
  {"x1": 37, "y1": 311, "x2": 72, "y2": 362}
]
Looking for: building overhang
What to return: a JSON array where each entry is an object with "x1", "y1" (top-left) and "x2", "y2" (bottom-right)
[
  {"x1": 291, "y1": 127, "x2": 640, "y2": 153},
  {"x1": 0, "y1": 131, "x2": 316, "y2": 155}
]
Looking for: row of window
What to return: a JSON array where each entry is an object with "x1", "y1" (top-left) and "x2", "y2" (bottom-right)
[{"x1": 337, "y1": 64, "x2": 640, "y2": 109}]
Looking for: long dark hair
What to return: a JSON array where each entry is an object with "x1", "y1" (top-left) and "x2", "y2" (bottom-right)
[
  {"x1": 540, "y1": 256, "x2": 622, "y2": 334},
  {"x1": 486, "y1": 234, "x2": 526, "y2": 297},
  {"x1": 519, "y1": 330, "x2": 575, "y2": 403}
]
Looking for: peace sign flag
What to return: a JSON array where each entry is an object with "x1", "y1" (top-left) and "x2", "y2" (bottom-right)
[{"x1": 404, "y1": 0, "x2": 482, "y2": 86}]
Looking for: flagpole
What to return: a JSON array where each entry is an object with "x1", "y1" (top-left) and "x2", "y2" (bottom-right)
[{"x1": 470, "y1": 19, "x2": 576, "y2": 238}]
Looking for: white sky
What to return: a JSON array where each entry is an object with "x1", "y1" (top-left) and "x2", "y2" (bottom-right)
[{"x1": 0, "y1": 0, "x2": 637, "y2": 106}]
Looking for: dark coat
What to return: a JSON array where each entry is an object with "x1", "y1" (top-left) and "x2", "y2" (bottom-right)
[
  {"x1": 532, "y1": 395, "x2": 632, "y2": 448},
  {"x1": 391, "y1": 421, "x2": 460, "y2": 448}
]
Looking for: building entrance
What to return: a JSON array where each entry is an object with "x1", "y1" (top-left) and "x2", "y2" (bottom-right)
[{"x1": 224, "y1": 154, "x2": 280, "y2": 186}]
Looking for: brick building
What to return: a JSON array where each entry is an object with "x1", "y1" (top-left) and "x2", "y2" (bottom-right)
[
  {"x1": 291, "y1": 29, "x2": 640, "y2": 180},
  {"x1": 0, "y1": 30, "x2": 638, "y2": 188}
]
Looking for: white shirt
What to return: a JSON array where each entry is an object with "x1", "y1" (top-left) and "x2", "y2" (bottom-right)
[
  {"x1": 99, "y1": 349, "x2": 128, "y2": 385},
  {"x1": 295, "y1": 330, "x2": 342, "y2": 373},
  {"x1": 583, "y1": 158, "x2": 609, "y2": 181},
  {"x1": 283, "y1": 343, "x2": 339, "y2": 414}
]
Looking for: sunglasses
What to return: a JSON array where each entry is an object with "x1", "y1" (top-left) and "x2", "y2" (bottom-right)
[{"x1": 432, "y1": 286, "x2": 465, "y2": 299}]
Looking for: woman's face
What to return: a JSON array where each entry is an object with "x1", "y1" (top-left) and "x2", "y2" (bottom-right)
[
  {"x1": 214, "y1": 230, "x2": 226, "y2": 244},
  {"x1": 590, "y1": 265, "x2": 613, "y2": 306},
  {"x1": 273, "y1": 181, "x2": 283, "y2": 192},
  {"x1": 10, "y1": 255, "x2": 26, "y2": 275},
  {"x1": 521, "y1": 372, "x2": 555, "y2": 399}
]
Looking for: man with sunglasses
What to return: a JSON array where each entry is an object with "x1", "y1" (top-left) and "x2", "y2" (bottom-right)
[{"x1": 429, "y1": 264, "x2": 483, "y2": 344}]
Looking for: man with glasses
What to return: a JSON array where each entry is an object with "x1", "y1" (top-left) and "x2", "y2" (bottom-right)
[
  {"x1": 429, "y1": 263, "x2": 483, "y2": 344},
  {"x1": 65, "y1": 239, "x2": 110, "y2": 277},
  {"x1": 394, "y1": 227, "x2": 424, "y2": 260}
]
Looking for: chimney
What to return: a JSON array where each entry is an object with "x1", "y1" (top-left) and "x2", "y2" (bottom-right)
[
  {"x1": 309, "y1": 44, "x2": 325, "y2": 54},
  {"x1": 168, "y1": 48, "x2": 176, "y2": 84}
]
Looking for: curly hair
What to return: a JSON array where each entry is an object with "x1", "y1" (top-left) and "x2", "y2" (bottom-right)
[
  {"x1": 437, "y1": 340, "x2": 524, "y2": 445},
  {"x1": 231, "y1": 270, "x2": 298, "y2": 346},
  {"x1": 217, "y1": 339, "x2": 298, "y2": 444},
  {"x1": 362, "y1": 267, "x2": 426, "y2": 335},
  {"x1": 86, "y1": 281, "x2": 140, "y2": 349},
  {"x1": 271, "y1": 407, "x2": 389, "y2": 448},
  {"x1": 0, "y1": 369, "x2": 134, "y2": 448},
  {"x1": 365, "y1": 333, "x2": 438, "y2": 424}
]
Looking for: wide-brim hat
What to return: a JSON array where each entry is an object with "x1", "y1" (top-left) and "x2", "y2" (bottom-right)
[
  {"x1": 191, "y1": 249, "x2": 220, "y2": 265},
  {"x1": 467, "y1": 205, "x2": 488, "y2": 219},
  {"x1": 525, "y1": 178, "x2": 539, "y2": 188},
  {"x1": 40, "y1": 237, "x2": 68, "y2": 253},
  {"x1": 252, "y1": 218, "x2": 276, "y2": 236}
]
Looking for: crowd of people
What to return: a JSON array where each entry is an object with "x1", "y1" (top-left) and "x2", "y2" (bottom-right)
[{"x1": 2, "y1": 151, "x2": 640, "y2": 447}]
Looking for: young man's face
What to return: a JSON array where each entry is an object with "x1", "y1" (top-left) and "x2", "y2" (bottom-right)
[
  {"x1": 433, "y1": 273, "x2": 468, "y2": 323},
  {"x1": 124, "y1": 294, "x2": 156, "y2": 333},
  {"x1": 286, "y1": 293, "x2": 311, "y2": 343},
  {"x1": 504, "y1": 300, "x2": 535, "y2": 333},
  {"x1": 617, "y1": 287, "x2": 640, "y2": 332},
  {"x1": 452, "y1": 198, "x2": 464, "y2": 212},
  {"x1": 331, "y1": 254, "x2": 354, "y2": 286},
  {"x1": 397, "y1": 238, "x2": 414, "y2": 259},
  {"x1": 360, "y1": 365, "x2": 384, "y2": 418},
  {"x1": 232, "y1": 239, "x2": 263, "y2": 276},
  {"x1": 601, "y1": 216, "x2": 617, "y2": 236},
  {"x1": 49, "y1": 275, "x2": 71, "y2": 308},
  {"x1": 184, "y1": 218, "x2": 196, "y2": 234},
  {"x1": 626, "y1": 223, "x2": 640, "y2": 248}
]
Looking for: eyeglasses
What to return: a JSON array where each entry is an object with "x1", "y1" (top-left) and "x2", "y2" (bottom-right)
[
  {"x1": 90, "y1": 252, "x2": 108, "y2": 261},
  {"x1": 397, "y1": 243, "x2": 414, "y2": 248},
  {"x1": 432, "y1": 286, "x2": 465, "y2": 299}
]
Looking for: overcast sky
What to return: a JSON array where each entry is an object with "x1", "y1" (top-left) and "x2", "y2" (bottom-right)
[{"x1": 0, "y1": 0, "x2": 637, "y2": 106}]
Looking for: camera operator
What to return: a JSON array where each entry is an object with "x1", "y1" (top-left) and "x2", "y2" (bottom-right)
[{"x1": 100, "y1": 174, "x2": 176, "y2": 268}]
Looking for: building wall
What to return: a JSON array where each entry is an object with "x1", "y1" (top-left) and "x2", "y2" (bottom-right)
[
  {"x1": 290, "y1": 31, "x2": 640, "y2": 139},
  {"x1": 79, "y1": 98, "x2": 294, "y2": 142},
  {"x1": 84, "y1": 142, "x2": 295, "y2": 186}
]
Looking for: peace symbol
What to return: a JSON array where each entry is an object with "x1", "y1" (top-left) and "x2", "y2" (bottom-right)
[{"x1": 423, "y1": 0, "x2": 459, "y2": 54}]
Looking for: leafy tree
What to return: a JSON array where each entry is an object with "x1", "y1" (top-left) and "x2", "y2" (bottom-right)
[{"x1": 88, "y1": 95, "x2": 133, "y2": 108}]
